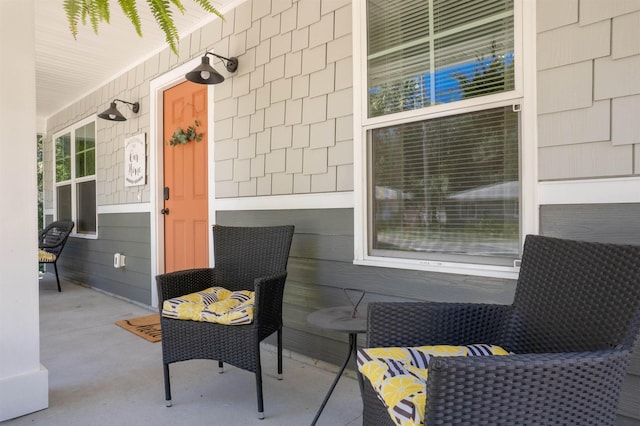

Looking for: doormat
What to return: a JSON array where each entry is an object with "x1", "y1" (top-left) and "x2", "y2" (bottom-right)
[{"x1": 115, "y1": 314, "x2": 162, "y2": 343}]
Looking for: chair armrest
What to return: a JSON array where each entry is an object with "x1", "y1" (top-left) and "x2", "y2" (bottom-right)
[
  {"x1": 156, "y1": 268, "x2": 216, "y2": 306},
  {"x1": 253, "y1": 271, "x2": 288, "y2": 328},
  {"x1": 39, "y1": 241, "x2": 62, "y2": 250},
  {"x1": 424, "y1": 349, "x2": 631, "y2": 425},
  {"x1": 366, "y1": 301, "x2": 512, "y2": 347}
]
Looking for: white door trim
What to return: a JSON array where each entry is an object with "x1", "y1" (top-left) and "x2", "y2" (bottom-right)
[{"x1": 149, "y1": 58, "x2": 215, "y2": 307}]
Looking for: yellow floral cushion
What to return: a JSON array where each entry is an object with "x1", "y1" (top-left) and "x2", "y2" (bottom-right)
[
  {"x1": 162, "y1": 287, "x2": 254, "y2": 325},
  {"x1": 357, "y1": 344, "x2": 510, "y2": 426},
  {"x1": 38, "y1": 249, "x2": 57, "y2": 262}
]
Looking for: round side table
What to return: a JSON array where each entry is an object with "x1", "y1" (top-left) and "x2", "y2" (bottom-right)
[{"x1": 307, "y1": 306, "x2": 367, "y2": 426}]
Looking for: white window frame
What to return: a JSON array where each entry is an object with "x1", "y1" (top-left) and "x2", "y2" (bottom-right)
[
  {"x1": 52, "y1": 115, "x2": 98, "y2": 239},
  {"x1": 352, "y1": 0, "x2": 537, "y2": 279}
]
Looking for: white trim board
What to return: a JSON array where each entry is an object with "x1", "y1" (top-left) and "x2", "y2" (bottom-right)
[
  {"x1": 214, "y1": 192, "x2": 354, "y2": 211},
  {"x1": 538, "y1": 177, "x2": 640, "y2": 205},
  {"x1": 94, "y1": 193, "x2": 354, "y2": 215},
  {"x1": 97, "y1": 203, "x2": 151, "y2": 214}
]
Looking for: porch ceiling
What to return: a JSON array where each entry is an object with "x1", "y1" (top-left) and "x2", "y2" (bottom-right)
[{"x1": 34, "y1": 0, "x2": 235, "y2": 124}]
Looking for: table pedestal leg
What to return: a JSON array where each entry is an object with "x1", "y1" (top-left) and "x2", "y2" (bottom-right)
[{"x1": 310, "y1": 333, "x2": 358, "y2": 426}]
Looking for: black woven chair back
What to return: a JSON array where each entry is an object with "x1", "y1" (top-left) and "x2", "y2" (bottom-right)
[
  {"x1": 504, "y1": 235, "x2": 640, "y2": 354},
  {"x1": 212, "y1": 225, "x2": 295, "y2": 292},
  {"x1": 39, "y1": 220, "x2": 74, "y2": 256}
]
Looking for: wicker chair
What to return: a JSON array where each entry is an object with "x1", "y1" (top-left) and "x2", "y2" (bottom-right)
[
  {"x1": 38, "y1": 220, "x2": 74, "y2": 292},
  {"x1": 360, "y1": 234, "x2": 640, "y2": 425},
  {"x1": 156, "y1": 224, "x2": 294, "y2": 419}
]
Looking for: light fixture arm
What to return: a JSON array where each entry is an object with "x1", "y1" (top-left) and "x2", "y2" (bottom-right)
[
  {"x1": 204, "y1": 52, "x2": 239, "y2": 73},
  {"x1": 113, "y1": 99, "x2": 140, "y2": 113}
]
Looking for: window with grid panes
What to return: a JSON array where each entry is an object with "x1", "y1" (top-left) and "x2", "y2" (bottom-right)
[
  {"x1": 365, "y1": 0, "x2": 520, "y2": 266},
  {"x1": 54, "y1": 119, "x2": 97, "y2": 235}
]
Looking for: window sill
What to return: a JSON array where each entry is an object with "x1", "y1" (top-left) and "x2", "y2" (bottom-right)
[
  {"x1": 353, "y1": 257, "x2": 520, "y2": 280},
  {"x1": 71, "y1": 232, "x2": 98, "y2": 240}
]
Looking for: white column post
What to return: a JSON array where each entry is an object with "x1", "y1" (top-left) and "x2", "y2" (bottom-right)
[{"x1": 0, "y1": 0, "x2": 49, "y2": 420}]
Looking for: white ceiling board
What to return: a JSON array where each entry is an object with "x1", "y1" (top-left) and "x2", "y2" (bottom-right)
[{"x1": 34, "y1": 0, "x2": 236, "y2": 123}]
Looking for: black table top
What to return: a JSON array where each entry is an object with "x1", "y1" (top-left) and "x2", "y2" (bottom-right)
[{"x1": 307, "y1": 305, "x2": 367, "y2": 334}]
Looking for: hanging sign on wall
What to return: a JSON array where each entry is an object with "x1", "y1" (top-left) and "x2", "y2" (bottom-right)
[{"x1": 124, "y1": 133, "x2": 146, "y2": 187}]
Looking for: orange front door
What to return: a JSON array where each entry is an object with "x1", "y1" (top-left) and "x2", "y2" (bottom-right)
[{"x1": 162, "y1": 81, "x2": 209, "y2": 273}]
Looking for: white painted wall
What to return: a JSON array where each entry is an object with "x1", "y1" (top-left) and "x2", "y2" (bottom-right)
[{"x1": 0, "y1": 0, "x2": 48, "y2": 420}]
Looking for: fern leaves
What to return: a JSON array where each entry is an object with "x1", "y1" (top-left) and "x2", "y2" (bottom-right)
[
  {"x1": 192, "y1": 0, "x2": 219, "y2": 14},
  {"x1": 63, "y1": 0, "x2": 83, "y2": 39},
  {"x1": 64, "y1": 0, "x2": 111, "y2": 37},
  {"x1": 168, "y1": 0, "x2": 186, "y2": 14},
  {"x1": 147, "y1": 0, "x2": 180, "y2": 53},
  {"x1": 118, "y1": 0, "x2": 143, "y2": 37},
  {"x1": 63, "y1": 0, "x2": 224, "y2": 55}
]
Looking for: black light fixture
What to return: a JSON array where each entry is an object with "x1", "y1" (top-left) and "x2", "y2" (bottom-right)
[
  {"x1": 98, "y1": 99, "x2": 140, "y2": 121},
  {"x1": 185, "y1": 52, "x2": 239, "y2": 84}
]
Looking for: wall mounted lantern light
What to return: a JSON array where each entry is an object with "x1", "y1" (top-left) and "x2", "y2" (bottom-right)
[
  {"x1": 185, "y1": 52, "x2": 239, "y2": 84},
  {"x1": 98, "y1": 99, "x2": 140, "y2": 121}
]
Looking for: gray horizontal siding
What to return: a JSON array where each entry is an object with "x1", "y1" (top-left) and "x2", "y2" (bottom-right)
[
  {"x1": 217, "y1": 209, "x2": 516, "y2": 370},
  {"x1": 541, "y1": 203, "x2": 640, "y2": 423},
  {"x1": 57, "y1": 212, "x2": 152, "y2": 305},
  {"x1": 540, "y1": 203, "x2": 640, "y2": 245}
]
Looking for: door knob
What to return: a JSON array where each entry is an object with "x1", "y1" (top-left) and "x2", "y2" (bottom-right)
[{"x1": 160, "y1": 208, "x2": 170, "y2": 215}]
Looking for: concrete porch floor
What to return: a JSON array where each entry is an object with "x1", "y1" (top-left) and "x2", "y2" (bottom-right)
[{"x1": 3, "y1": 275, "x2": 362, "y2": 426}]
